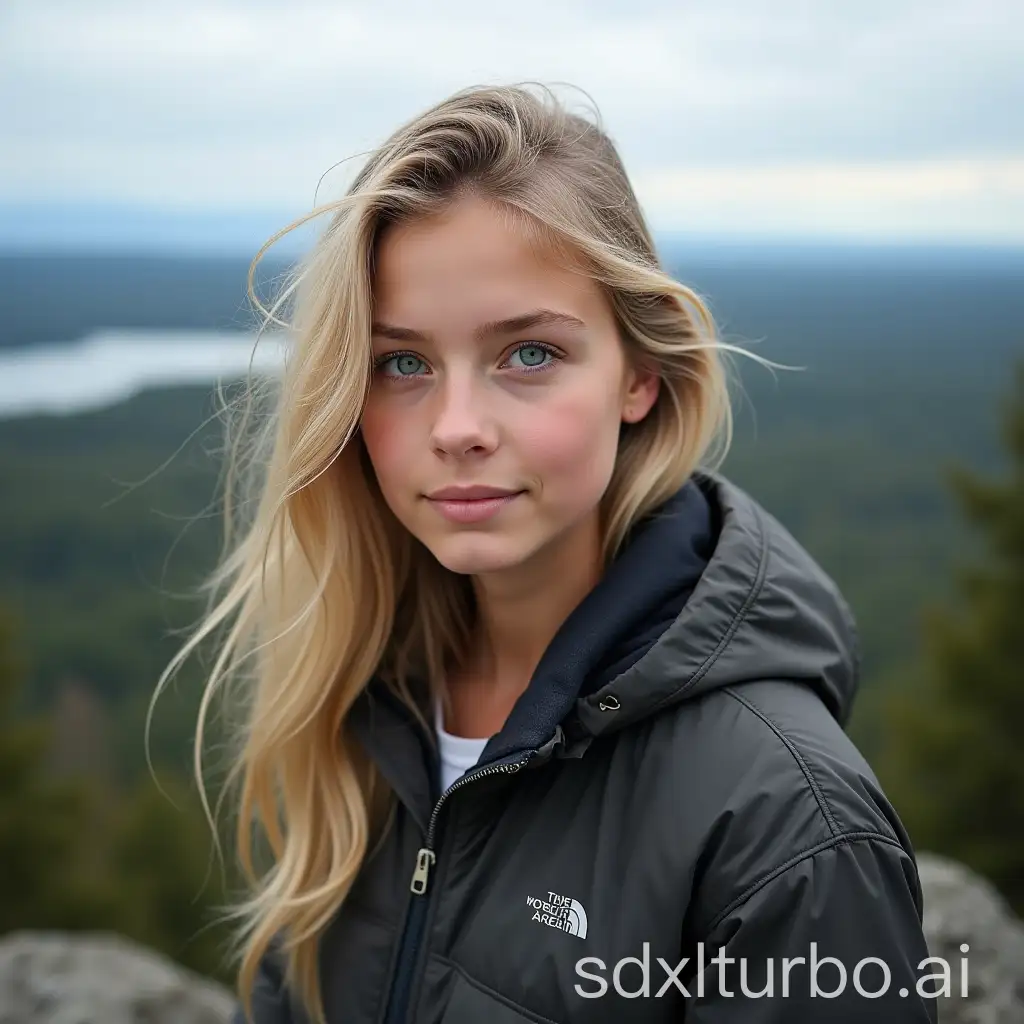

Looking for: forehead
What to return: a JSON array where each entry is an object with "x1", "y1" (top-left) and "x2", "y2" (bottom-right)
[{"x1": 371, "y1": 196, "x2": 606, "y2": 333}]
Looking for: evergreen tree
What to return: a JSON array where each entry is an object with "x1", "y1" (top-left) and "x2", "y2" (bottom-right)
[
  {"x1": 0, "y1": 609, "x2": 107, "y2": 931},
  {"x1": 883, "y1": 361, "x2": 1024, "y2": 913},
  {"x1": 0, "y1": 606, "x2": 233, "y2": 983},
  {"x1": 110, "y1": 772, "x2": 237, "y2": 983}
]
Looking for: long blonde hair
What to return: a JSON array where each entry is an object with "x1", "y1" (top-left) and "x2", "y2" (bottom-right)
[{"x1": 151, "y1": 82, "x2": 775, "y2": 1024}]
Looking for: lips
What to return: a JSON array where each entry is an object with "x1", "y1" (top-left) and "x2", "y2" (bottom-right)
[
  {"x1": 425, "y1": 489, "x2": 525, "y2": 524},
  {"x1": 426, "y1": 486, "x2": 523, "y2": 501}
]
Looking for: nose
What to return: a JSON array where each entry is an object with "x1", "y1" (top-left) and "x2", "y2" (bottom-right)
[{"x1": 429, "y1": 370, "x2": 497, "y2": 458}]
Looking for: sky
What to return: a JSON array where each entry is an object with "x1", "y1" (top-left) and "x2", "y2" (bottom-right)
[{"x1": 1, "y1": 0, "x2": 1022, "y2": 249}]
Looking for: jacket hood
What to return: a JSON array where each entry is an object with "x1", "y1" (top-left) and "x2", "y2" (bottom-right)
[
  {"x1": 349, "y1": 470, "x2": 861, "y2": 813},
  {"x1": 568, "y1": 469, "x2": 861, "y2": 745}
]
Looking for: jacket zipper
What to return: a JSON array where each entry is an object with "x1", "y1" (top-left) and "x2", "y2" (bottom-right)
[{"x1": 381, "y1": 753, "x2": 532, "y2": 1024}]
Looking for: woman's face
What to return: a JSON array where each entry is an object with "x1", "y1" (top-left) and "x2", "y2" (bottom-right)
[{"x1": 360, "y1": 195, "x2": 659, "y2": 577}]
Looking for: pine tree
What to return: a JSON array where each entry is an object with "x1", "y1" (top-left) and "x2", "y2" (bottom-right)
[
  {"x1": 110, "y1": 772, "x2": 237, "y2": 983},
  {"x1": 0, "y1": 605, "x2": 237, "y2": 980},
  {"x1": 0, "y1": 609, "x2": 100, "y2": 930},
  {"x1": 883, "y1": 361, "x2": 1024, "y2": 913}
]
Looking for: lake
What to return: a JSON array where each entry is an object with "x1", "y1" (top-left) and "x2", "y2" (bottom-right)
[
  {"x1": 0, "y1": 329, "x2": 287, "y2": 418},
  {"x1": 2, "y1": 243, "x2": 1022, "y2": 420}
]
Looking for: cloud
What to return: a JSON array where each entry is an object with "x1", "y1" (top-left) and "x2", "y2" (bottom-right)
[
  {"x1": 0, "y1": 0, "x2": 1021, "y2": 240},
  {"x1": 634, "y1": 158, "x2": 1024, "y2": 239}
]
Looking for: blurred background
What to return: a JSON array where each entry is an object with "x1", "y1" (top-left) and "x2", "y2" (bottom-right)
[{"x1": 0, "y1": 0, "x2": 1022, "y2": 1016}]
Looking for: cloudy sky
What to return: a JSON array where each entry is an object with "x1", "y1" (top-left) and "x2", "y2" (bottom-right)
[{"x1": 1, "y1": 0, "x2": 1022, "y2": 246}]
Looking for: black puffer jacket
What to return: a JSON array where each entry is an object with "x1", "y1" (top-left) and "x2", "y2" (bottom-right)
[{"x1": 234, "y1": 470, "x2": 938, "y2": 1022}]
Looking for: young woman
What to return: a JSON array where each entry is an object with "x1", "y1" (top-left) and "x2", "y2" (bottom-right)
[{"x1": 162, "y1": 84, "x2": 938, "y2": 1022}]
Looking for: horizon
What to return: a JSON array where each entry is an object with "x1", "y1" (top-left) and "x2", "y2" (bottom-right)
[{"x1": 4, "y1": 201, "x2": 1024, "y2": 261}]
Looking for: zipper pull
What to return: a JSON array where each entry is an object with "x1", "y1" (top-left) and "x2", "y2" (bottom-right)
[{"x1": 410, "y1": 847, "x2": 436, "y2": 895}]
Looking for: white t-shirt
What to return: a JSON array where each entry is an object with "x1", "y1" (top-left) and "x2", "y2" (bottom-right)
[{"x1": 434, "y1": 694, "x2": 490, "y2": 793}]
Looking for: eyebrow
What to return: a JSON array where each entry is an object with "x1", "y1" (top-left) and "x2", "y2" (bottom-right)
[{"x1": 370, "y1": 308, "x2": 587, "y2": 344}]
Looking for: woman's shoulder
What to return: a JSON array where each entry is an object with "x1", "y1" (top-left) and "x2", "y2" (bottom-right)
[
  {"x1": 663, "y1": 676, "x2": 903, "y2": 841},
  {"x1": 642, "y1": 676, "x2": 915, "y2": 927}
]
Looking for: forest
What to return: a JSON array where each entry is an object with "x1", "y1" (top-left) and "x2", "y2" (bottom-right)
[{"x1": 0, "y1": 247, "x2": 1021, "y2": 983}]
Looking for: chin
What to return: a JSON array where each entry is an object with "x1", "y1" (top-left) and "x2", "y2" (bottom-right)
[{"x1": 427, "y1": 534, "x2": 533, "y2": 576}]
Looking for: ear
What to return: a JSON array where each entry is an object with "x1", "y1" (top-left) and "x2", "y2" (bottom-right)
[{"x1": 621, "y1": 365, "x2": 661, "y2": 424}]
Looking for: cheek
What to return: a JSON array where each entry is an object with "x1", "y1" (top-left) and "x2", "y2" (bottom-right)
[
  {"x1": 512, "y1": 385, "x2": 621, "y2": 484},
  {"x1": 359, "y1": 403, "x2": 414, "y2": 493}
]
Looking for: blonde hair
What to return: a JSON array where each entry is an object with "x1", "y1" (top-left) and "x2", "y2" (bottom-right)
[{"x1": 151, "y1": 82, "x2": 776, "y2": 1024}]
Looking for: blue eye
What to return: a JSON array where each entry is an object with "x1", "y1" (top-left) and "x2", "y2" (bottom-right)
[
  {"x1": 506, "y1": 344, "x2": 554, "y2": 370},
  {"x1": 376, "y1": 352, "x2": 428, "y2": 377}
]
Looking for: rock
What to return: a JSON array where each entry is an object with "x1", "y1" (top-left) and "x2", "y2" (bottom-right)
[
  {"x1": 918, "y1": 852, "x2": 1024, "y2": 1024},
  {"x1": 0, "y1": 931, "x2": 235, "y2": 1024}
]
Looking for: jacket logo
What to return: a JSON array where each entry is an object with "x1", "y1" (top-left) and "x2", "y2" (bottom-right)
[{"x1": 526, "y1": 890, "x2": 588, "y2": 938}]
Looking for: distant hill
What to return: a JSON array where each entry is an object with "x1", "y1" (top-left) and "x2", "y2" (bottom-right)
[
  {"x1": 0, "y1": 253, "x2": 294, "y2": 349},
  {"x1": 2, "y1": 244, "x2": 1023, "y2": 357}
]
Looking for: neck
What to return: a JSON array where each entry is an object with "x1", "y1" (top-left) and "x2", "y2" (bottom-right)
[{"x1": 458, "y1": 508, "x2": 604, "y2": 700}]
